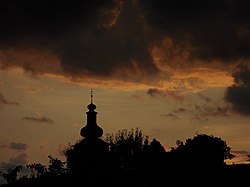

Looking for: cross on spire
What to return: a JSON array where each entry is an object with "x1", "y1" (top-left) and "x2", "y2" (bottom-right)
[{"x1": 90, "y1": 89, "x2": 94, "y2": 103}]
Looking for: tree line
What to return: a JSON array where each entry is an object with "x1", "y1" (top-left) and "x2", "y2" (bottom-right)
[{"x1": 1, "y1": 128, "x2": 249, "y2": 187}]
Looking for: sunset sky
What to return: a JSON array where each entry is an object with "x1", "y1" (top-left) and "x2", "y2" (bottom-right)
[{"x1": 1, "y1": 0, "x2": 250, "y2": 169}]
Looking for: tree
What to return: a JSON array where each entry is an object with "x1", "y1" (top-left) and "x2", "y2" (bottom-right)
[
  {"x1": 63, "y1": 138, "x2": 109, "y2": 174},
  {"x1": 105, "y1": 128, "x2": 166, "y2": 170},
  {"x1": 0, "y1": 165, "x2": 22, "y2": 183},
  {"x1": 105, "y1": 128, "x2": 149, "y2": 169},
  {"x1": 48, "y1": 155, "x2": 66, "y2": 175},
  {"x1": 170, "y1": 134, "x2": 235, "y2": 167},
  {"x1": 26, "y1": 163, "x2": 47, "y2": 178}
]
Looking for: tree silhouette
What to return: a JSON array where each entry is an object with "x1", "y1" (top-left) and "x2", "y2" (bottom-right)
[
  {"x1": 63, "y1": 138, "x2": 109, "y2": 175},
  {"x1": 104, "y1": 128, "x2": 167, "y2": 187},
  {"x1": 170, "y1": 133, "x2": 235, "y2": 167},
  {"x1": 62, "y1": 128, "x2": 167, "y2": 186},
  {"x1": 105, "y1": 128, "x2": 149, "y2": 170},
  {"x1": 26, "y1": 163, "x2": 47, "y2": 178},
  {"x1": 47, "y1": 155, "x2": 66, "y2": 175},
  {"x1": 164, "y1": 134, "x2": 236, "y2": 186},
  {"x1": 1, "y1": 130, "x2": 249, "y2": 187},
  {"x1": 0, "y1": 166, "x2": 22, "y2": 184}
]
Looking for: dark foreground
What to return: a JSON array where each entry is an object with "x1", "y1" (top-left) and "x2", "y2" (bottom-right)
[{"x1": 1, "y1": 164, "x2": 250, "y2": 187}]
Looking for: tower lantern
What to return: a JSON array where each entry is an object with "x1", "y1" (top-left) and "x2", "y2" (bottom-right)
[{"x1": 80, "y1": 90, "x2": 103, "y2": 138}]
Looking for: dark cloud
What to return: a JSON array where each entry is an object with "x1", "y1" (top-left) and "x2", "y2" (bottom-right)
[
  {"x1": 1, "y1": 0, "x2": 250, "y2": 83},
  {"x1": 0, "y1": 93, "x2": 19, "y2": 109},
  {"x1": 0, "y1": 153, "x2": 28, "y2": 169},
  {"x1": 147, "y1": 88, "x2": 184, "y2": 102},
  {"x1": 167, "y1": 105, "x2": 228, "y2": 122},
  {"x1": 164, "y1": 113, "x2": 179, "y2": 120},
  {"x1": 165, "y1": 107, "x2": 187, "y2": 119},
  {"x1": 59, "y1": 1, "x2": 159, "y2": 80},
  {"x1": 147, "y1": 88, "x2": 166, "y2": 97},
  {"x1": 22, "y1": 116, "x2": 54, "y2": 124},
  {"x1": 192, "y1": 104, "x2": 229, "y2": 122},
  {"x1": 225, "y1": 64, "x2": 250, "y2": 115},
  {"x1": 213, "y1": 107, "x2": 230, "y2": 117},
  {"x1": 140, "y1": 0, "x2": 250, "y2": 63},
  {"x1": 9, "y1": 143, "x2": 28, "y2": 151},
  {"x1": 197, "y1": 93, "x2": 213, "y2": 103},
  {"x1": 7, "y1": 153, "x2": 27, "y2": 166},
  {"x1": 164, "y1": 108, "x2": 187, "y2": 120},
  {"x1": 0, "y1": 0, "x2": 113, "y2": 44},
  {"x1": 173, "y1": 107, "x2": 187, "y2": 113},
  {"x1": 0, "y1": 0, "x2": 159, "y2": 82}
]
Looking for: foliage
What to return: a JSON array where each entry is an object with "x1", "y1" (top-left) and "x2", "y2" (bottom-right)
[
  {"x1": 105, "y1": 128, "x2": 147, "y2": 167},
  {"x1": 106, "y1": 128, "x2": 149, "y2": 155},
  {"x1": 0, "y1": 129, "x2": 242, "y2": 187},
  {"x1": 105, "y1": 128, "x2": 166, "y2": 170},
  {"x1": 63, "y1": 137, "x2": 109, "y2": 173},
  {"x1": 62, "y1": 128, "x2": 166, "y2": 173},
  {"x1": 0, "y1": 166, "x2": 22, "y2": 183},
  {"x1": 170, "y1": 133, "x2": 235, "y2": 166},
  {"x1": 26, "y1": 163, "x2": 47, "y2": 178},
  {"x1": 48, "y1": 155, "x2": 66, "y2": 175},
  {"x1": 63, "y1": 143, "x2": 79, "y2": 171}
]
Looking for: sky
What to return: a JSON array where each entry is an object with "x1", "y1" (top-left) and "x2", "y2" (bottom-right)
[{"x1": 1, "y1": 0, "x2": 250, "y2": 169}]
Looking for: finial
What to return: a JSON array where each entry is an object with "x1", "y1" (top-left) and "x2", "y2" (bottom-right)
[{"x1": 90, "y1": 89, "x2": 94, "y2": 103}]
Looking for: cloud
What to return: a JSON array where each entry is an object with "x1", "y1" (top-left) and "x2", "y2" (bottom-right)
[
  {"x1": 225, "y1": 64, "x2": 250, "y2": 115},
  {"x1": 194, "y1": 105, "x2": 229, "y2": 117},
  {"x1": 197, "y1": 93, "x2": 213, "y2": 103},
  {"x1": 166, "y1": 105, "x2": 229, "y2": 122},
  {"x1": 0, "y1": 0, "x2": 160, "y2": 83},
  {"x1": 0, "y1": 93, "x2": 19, "y2": 109},
  {"x1": 164, "y1": 113, "x2": 179, "y2": 120},
  {"x1": 173, "y1": 107, "x2": 187, "y2": 113},
  {"x1": 147, "y1": 88, "x2": 166, "y2": 97},
  {"x1": 22, "y1": 116, "x2": 54, "y2": 124},
  {"x1": 231, "y1": 150, "x2": 249, "y2": 155},
  {"x1": 147, "y1": 88, "x2": 184, "y2": 102},
  {"x1": 227, "y1": 150, "x2": 250, "y2": 164},
  {"x1": 8, "y1": 153, "x2": 28, "y2": 166},
  {"x1": 0, "y1": 0, "x2": 249, "y2": 88},
  {"x1": 147, "y1": 87, "x2": 230, "y2": 121},
  {"x1": 164, "y1": 107, "x2": 188, "y2": 119},
  {"x1": 9, "y1": 142, "x2": 28, "y2": 151},
  {"x1": 58, "y1": 1, "x2": 159, "y2": 80},
  {"x1": 192, "y1": 105, "x2": 229, "y2": 122},
  {"x1": 0, "y1": 153, "x2": 28, "y2": 169},
  {"x1": 0, "y1": 0, "x2": 114, "y2": 44},
  {"x1": 0, "y1": 142, "x2": 28, "y2": 151},
  {"x1": 213, "y1": 107, "x2": 230, "y2": 117},
  {"x1": 140, "y1": 0, "x2": 250, "y2": 63}
]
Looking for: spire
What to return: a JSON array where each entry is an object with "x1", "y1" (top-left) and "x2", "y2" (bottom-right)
[
  {"x1": 90, "y1": 89, "x2": 93, "y2": 104},
  {"x1": 80, "y1": 90, "x2": 103, "y2": 138},
  {"x1": 87, "y1": 89, "x2": 96, "y2": 111}
]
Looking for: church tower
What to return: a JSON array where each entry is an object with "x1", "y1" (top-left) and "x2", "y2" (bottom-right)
[{"x1": 80, "y1": 90, "x2": 103, "y2": 139}]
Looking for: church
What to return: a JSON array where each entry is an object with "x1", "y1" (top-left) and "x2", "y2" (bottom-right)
[{"x1": 64, "y1": 90, "x2": 109, "y2": 174}]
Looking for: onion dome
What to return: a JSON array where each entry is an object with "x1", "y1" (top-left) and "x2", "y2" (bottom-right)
[{"x1": 80, "y1": 90, "x2": 103, "y2": 138}]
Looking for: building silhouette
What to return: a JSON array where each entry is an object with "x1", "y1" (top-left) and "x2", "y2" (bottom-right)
[
  {"x1": 66, "y1": 90, "x2": 109, "y2": 176},
  {"x1": 80, "y1": 90, "x2": 103, "y2": 139}
]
